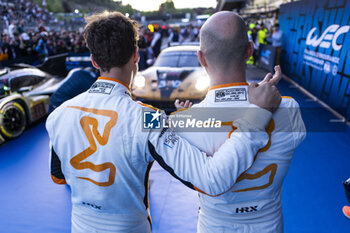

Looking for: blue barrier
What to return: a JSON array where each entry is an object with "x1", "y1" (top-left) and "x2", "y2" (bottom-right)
[{"x1": 279, "y1": 0, "x2": 350, "y2": 121}]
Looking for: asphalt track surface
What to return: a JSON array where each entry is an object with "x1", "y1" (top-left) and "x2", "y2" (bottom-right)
[{"x1": 0, "y1": 76, "x2": 349, "y2": 233}]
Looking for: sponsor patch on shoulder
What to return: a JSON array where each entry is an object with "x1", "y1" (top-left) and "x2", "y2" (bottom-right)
[
  {"x1": 215, "y1": 88, "x2": 247, "y2": 102},
  {"x1": 163, "y1": 132, "x2": 179, "y2": 149},
  {"x1": 89, "y1": 82, "x2": 115, "y2": 94}
]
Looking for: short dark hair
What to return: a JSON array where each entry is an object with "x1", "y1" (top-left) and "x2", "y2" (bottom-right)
[{"x1": 83, "y1": 12, "x2": 139, "y2": 72}]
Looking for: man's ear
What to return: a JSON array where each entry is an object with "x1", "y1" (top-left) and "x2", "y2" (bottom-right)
[
  {"x1": 198, "y1": 50, "x2": 208, "y2": 68},
  {"x1": 244, "y1": 42, "x2": 254, "y2": 61},
  {"x1": 133, "y1": 47, "x2": 140, "y2": 64},
  {"x1": 90, "y1": 55, "x2": 100, "y2": 69}
]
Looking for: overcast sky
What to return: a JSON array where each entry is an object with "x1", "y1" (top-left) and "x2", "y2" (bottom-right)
[{"x1": 120, "y1": 0, "x2": 217, "y2": 11}]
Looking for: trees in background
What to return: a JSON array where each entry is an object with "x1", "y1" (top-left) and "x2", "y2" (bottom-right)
[{"x1": 32, "y1": 0, "x2": 213, "y2": 20}]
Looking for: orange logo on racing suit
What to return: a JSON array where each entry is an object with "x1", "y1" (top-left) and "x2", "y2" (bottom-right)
[
  {"x1": 194, "y1": 120, "x2": 277, "y2": 197},
  {"x1": 68, "y1": 106, "x2": 118, "y2": 187},
  {"x1": 222, "y1": 119, "x2": 278, "y2": 193},
  {"x1": 233, "y1": 119, "x2": 277, "y2": 192}
]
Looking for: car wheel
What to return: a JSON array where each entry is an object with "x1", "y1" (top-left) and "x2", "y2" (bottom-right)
[{"x1": 0, "y1": 102, "x2": 27, "y2": 139}]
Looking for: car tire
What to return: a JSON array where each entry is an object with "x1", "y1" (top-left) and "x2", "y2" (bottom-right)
[{"x1": 0, "y1": 102, "x2": 27, "y2": 139}]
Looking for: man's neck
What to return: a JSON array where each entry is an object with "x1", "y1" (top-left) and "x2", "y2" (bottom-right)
[
  {"x1": 208, "y1": 64, "x2": 247, "y2": 88},
  {"x1": 99, "y1": 66, "x2": 133, "y2": 86}
]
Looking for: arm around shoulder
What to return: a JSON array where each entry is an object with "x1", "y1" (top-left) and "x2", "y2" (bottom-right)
[{"x1": 144, "y1": 107, "x2": 270, "y2": 196}]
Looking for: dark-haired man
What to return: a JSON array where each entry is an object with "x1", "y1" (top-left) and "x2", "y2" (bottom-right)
[{"x1": 46, "y1": 12, "x2": 281, "y2": 232}]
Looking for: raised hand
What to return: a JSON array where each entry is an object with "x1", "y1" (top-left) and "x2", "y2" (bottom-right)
[
  {"x1": 174, "y1": 99, "x2": 193, "y2": 110},
  {"x1": 259, "y1": 65, "x2": 282, "y2": 86},
  {"x1": 248, "y1": 81, "x2": 281, "y2": 113}
]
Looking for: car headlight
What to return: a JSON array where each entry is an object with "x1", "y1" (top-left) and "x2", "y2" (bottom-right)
[
  {"x1": 195, "y1": 75, "x2": 210, "y2": 91},
  {"x1": 134, "y1": 74, "x2": 145, "y2": 88}
]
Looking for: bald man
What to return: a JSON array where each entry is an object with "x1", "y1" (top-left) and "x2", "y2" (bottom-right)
[{"x1": 174, "y1": 12, "x2": 306, "y2": 233}]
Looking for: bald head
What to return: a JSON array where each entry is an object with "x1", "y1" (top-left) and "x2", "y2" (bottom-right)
[{"x1": 200, "y1": 11, "x2": 248, "y2": 68}]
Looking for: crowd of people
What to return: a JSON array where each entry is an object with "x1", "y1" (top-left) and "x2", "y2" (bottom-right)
[
  {"x1": 0, "y1": 0, "x2": 282, "y2": 71},
  {"x1": 0, "y1": 0, "x2": 56, "y2": 31},
  {"x1": 0, "y1": 8, "x2": 202, "y2": 70},
  {"x1": 138, "y1": 20, "x2": 282, "y2": 71},
  {"x1": 246, "y1": 21, "x2": 283, "y2": 65},
  {"x1": 0, "y1": 28, "x2": 89, "y2": 65},
  {"x1": 0, "y1": 0, "x2": 88, "y2": 66}
]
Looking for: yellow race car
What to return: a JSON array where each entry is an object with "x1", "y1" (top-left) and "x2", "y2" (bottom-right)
[{"x1": 132, "y1": 45, "x2": 209, "y2": 112}]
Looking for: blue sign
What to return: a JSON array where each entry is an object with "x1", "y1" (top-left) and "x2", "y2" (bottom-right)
[
  {"x1": 66, "y1": 52, "x2": 92, "y2": 71},
  {"x1": 279, "y1": 0, "x2": 350, "y2": 120},
  {"x1": 259, "y1": 44, "x2": 276, "y2": 72}
]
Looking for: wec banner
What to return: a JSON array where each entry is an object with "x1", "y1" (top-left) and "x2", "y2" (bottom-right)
[{"x1": 279, "y1": 0, "x2": 350, "y2": 121}]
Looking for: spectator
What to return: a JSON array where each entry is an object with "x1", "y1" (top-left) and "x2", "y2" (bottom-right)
[
  {"x1": 271, "y1": 23, "x2": 283, "y2": 65},
  {"x1": 151, "y1": 27, "x2": 162, "y2": 58},
  {"x1": 168, "y1": 27, "x2": 179, "y2": 44},
  {"x1": 8, "y1": 21, "x2": 16, "y2": 38},
  {"x1": 17, "y1": 19, "x2": 25, "y2": 34},
  {"x1": 256, "y1": 23, "x2": 268, "y2": 65},
  {"x1": 180, "y1": 26, "x2": 187, "y2": 42},
  {"x1": 35, "y1": 31, "x2": 48, "y2": 62},
  {"x1": 54, "y1": 39, "x2": 68, "y2": 54},
  {"x1": 191, "y1": 25, "x2": 199, "y2": 42},
  {"x1": 258, "y1": 23, "x2": 267, "y2": 46},
  {"x1": 138, "y1": 27, "x2": 148, "y2": 71}
]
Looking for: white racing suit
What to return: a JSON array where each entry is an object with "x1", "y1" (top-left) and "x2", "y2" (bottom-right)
[
  {"x1": 46, "y1": 77, "x2": 272, "y2": 233},
  {"x1": 173, "y1": 83, "x2": 306, "y2": 233}
]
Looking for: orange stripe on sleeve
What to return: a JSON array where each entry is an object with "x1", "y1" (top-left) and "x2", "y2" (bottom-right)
[
  {"x1": 170, "y1": 108, "x2": 189, "y2": 115},
  {"x1": 51, "y1": 175, "x2": 67, "y2": 185},
  {"x1": 137, "y1": 102, "x2": 160, "y2": 111}
]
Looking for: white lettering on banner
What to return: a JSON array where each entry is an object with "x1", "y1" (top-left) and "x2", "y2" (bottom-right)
[
  {"x1": 324, "y1": 62, "x2": 331, "y2": 74},
  {"x1": 306, "y1": 24, "x2": 350, "y2": 51},
  {"x1": 303, "y1": 48, "x2": 339, "y2": 75},
  {"x1": 303, "y1": 61, "x2": 323, "y2": 71},
  {"x1": 303, "y1": 54, "x2": 324, "y2": 65},
  {"x1": 304, "y1": 49, "x2": 339, "y2": 64}
]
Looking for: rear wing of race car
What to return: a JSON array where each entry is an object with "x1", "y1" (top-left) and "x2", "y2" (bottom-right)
[{"x1": 37, "y1": 53, "x2": 69, "y2": 77}]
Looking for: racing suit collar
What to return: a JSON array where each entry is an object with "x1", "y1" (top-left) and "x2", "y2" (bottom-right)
[
  {"x1": 98, "y1": 76, "x2": 131, "y2": 93},
  {"x1": 205, "y1": 82, "x2": 249, "y2": 104},
  {"x1": 208, "y1": 82, "x2": 248, "y2": 91}
]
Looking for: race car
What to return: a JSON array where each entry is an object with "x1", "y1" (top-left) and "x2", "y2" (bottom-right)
[
  {"x1": 0, "y1": 64, "x2": 64, "y2": 144},
  {"x1": 131, "y1": 45, "x2": 209, "y2": 112}
]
